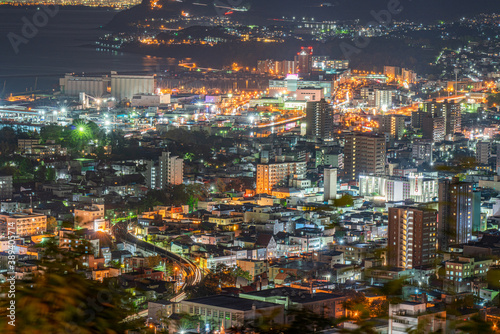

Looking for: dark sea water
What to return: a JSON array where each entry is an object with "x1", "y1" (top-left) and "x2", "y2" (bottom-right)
[{"x1": 0, "y1": 6, "x2": 167, "y2": 94}]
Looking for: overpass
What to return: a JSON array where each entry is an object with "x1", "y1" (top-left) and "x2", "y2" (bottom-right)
[
  {"x1": 113, "y1": 223, "x2": 203, "y2": 322},
  {"x1": 387, "y1": 94, "x2": 466, "y2": 116}
]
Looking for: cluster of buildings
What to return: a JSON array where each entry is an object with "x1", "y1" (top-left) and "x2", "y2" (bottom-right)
[
  {"x1": 2, "y1": 20, "x2": 500, "y2": 331},
  {"x1": 257, "y1": 48, "x2": 349, "y2": 77}
]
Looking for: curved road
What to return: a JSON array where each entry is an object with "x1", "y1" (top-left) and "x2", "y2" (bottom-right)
[{"x1": 113, "y1": 223, "x2": 203, "y2": 321}]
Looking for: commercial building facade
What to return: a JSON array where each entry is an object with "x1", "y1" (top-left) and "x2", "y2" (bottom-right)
[{"x1": 359, "y1": 174, "x2": 438, "y2": 203}]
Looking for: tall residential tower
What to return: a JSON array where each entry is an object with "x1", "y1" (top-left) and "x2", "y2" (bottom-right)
[{"x1": 344, "y1": 133, "x2": 386, "y2": 180}]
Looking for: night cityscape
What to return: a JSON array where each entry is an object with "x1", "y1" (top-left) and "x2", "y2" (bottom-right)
[{"x1": 2, "y1": 0, "x2": 500, "y2": 333}]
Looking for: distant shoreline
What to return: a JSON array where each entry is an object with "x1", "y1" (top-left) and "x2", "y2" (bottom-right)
[{"x1": 0, "y1": 4, "x2": 127, "y2": 10}]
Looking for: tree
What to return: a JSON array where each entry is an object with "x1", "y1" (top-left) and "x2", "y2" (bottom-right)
[
  {"x1": 185, "y1": 264, "x2": 250, "y2": 299},
  {"x1": 246, "y1": 307, "x2": 287, "y2": 334},
  {"x1": 333, "y1": 194, "x2": 354, "y2": 207},
  {"x1": 0, "y1": 239, "x2": 139, "y2": 333},
  {"x1": 18, "y1": 158, "x2": 34, "y2": 180},
  {"x1": 0, "y1": 127, "x2": 18, "y2": 155},
  {"x1": 34, "y1": 164, "x2": 47, "y2": 182},
  {"x1": 487, "y1": 93, "x2": 500, "y2": 107},
  {"x1": 95, "y1": 146, "x2": 106, "y2": 160},
  {"x1": 324, "y1": 213, "x2": 341, "y2": 230},
  {"x1": 284, "y1": 307, "x2": 333, "y2": 334},
  {"x1": 186, "y1": 195, "x2": 198, "y2": 213},
  {"x1": 46, "y1": 216, "x2": 58, "y2": 233},
  {"x1": 342, "y1": 291, "x2": 371, "y2": 319},
  {"x1": 215, "y1": 178, "x2": 227, "y2": 193},
  {"x1": 185, "y1": 273, "x2": 220, "y2": 298},
  {"x1": 280, "y1": 199, "x2": 288, "y2": 209},
  {"x1": 139, "y1": 190, "x2": 169, "y2": 211},
  {"x1": 145, "y1": 255, "x2": 162, "y2": 268},
  {"x1": 46, "y1": 166, "x2": 56, "y2": 181},
  {"x1": 40, "y1": 125, "x2": 64, "y2": 143},
  {"x1": 227, "y1": 178, "x2": 246, "y2": 192},
  {"x1": 455, "y1": 315, "x2": 494, "y2": 333},
  {"x1": 231, "y1": 266, "x2": 252, "y2": 282},
  {"x1": 183, "y1": 152, "x2": 195, "y2": 162}
]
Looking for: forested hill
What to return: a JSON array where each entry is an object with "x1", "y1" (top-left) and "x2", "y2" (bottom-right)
[{"x1": 107, "y1": 0, "x2": 500, "y2": 31}]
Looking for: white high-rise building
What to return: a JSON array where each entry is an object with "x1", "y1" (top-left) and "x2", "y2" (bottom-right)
[
  {"x1": 146, "y1": 151, "x2": 183, "y2": 189},
  {"x1": 324, "y1": 168, "x2": 337, "y2": 202},
  {"x1": 375, "y1": 88, "x2": 393, "y2": 111}
]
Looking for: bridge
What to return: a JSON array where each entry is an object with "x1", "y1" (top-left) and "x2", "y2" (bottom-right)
[{"x1": 113, "y1": 223, "x2": 203, "y2": 322}]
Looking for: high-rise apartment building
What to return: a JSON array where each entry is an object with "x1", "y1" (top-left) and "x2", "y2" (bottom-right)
[
  {"x1": 295, "y1": 47, "x2": 313, "y2": 76},
  {"x1": 305, "y1": 99, "x2": 334, "y2": 140},
  {"x1": 411, "y1": 110, "x2": 426, "y2": 129},
  {"x1": 379, "y1": 115, "x2": 405, "y2": 140},
  {"x1": 390, "y1": 115, "x2": 406, "y2": 140},
  {"x1": 412, "y1": 139, "x2": 433, "y2": 163},
  {"x1": 421, "y1": 100, "x2": 461, "y2": 138},
  {"x1": 438, "y1": 179, "x2": 473, "y2": 250},
  {"x1": 256, "y1": 159, "x2": 307, "y2": 195},
  {"x1": 0, "y1": 174, "x2": 13, "y2": 200},
  {"x1": 375, "y1": 88, "x2": 393, "y2": 111},
  {"x1": 388, "y1": 206, "x2": 438, "y2": 269},
  {"x1": 145, "y1": 151, "x2": 184, "y2": 190},
  {"x1": 344, "y1": 133, "x2": 386, "y2": 180},
  {"x1": 360, "y1": 86, "x2": 393, "y2": 110},
  {"x1": 476, "y1": 141, "x2": 491, "y2": 165},
  {"x1": 422, "y1": 114, "x2": 445, "y2": 143},
  {"x1": 323, "y1": 168, "x2": 337, "y2": 202}
]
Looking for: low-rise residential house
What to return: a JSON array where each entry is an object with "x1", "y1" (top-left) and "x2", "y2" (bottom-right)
[
  {"x1": 388, "y1": 302, "x2": 446, "y2": 334},
  {"x1": 237, "y1": 259, "x2": 268, "y2": 280}
]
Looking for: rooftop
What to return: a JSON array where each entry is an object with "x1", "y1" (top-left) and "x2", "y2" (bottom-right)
[
  {"x1": 183, "y1": 295, "x2": 280, "y2": 311},
  {"x1": 241, "y1": 287, "x2": 344, "y2": 303}
]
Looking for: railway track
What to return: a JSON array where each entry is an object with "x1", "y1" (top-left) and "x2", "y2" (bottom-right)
[{"x1": 113, "y1": 223, "x2": 203, "y2": 322}]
